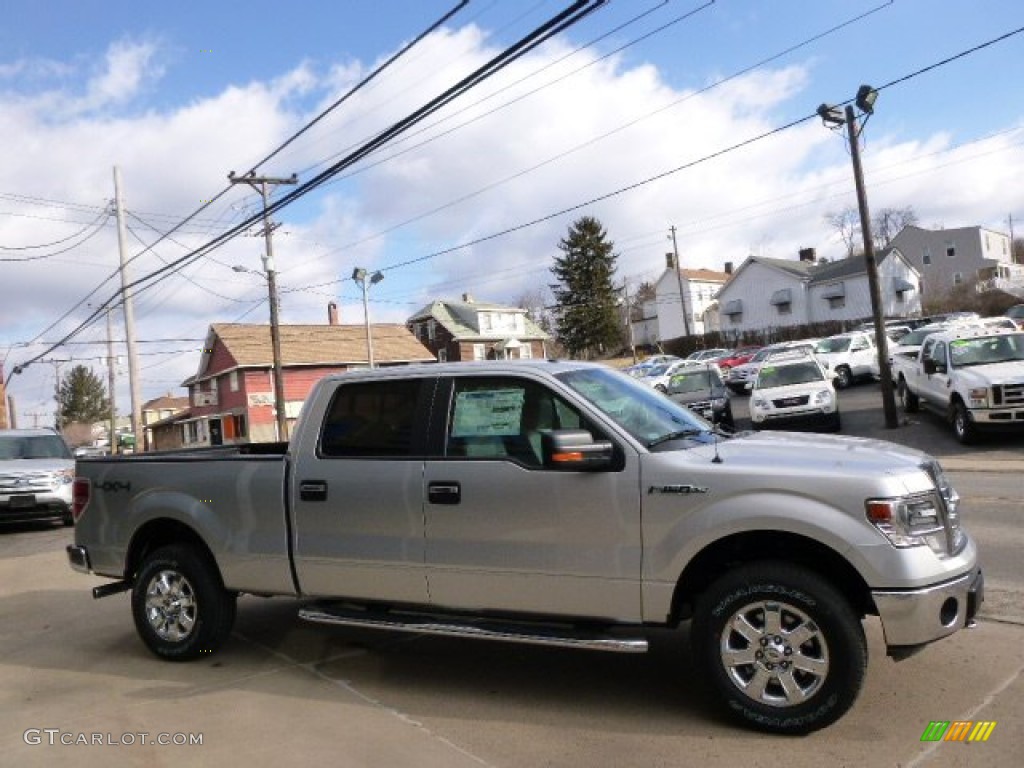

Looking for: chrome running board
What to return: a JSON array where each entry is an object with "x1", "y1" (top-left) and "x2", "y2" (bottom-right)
[{"x1": 298, "y1": 603, "x2": 648, "y2": 653}]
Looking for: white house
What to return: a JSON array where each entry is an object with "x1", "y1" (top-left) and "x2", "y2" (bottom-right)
[
  {"x1": 651, "y1": 260, "x2": 731, "y2": 341},
  {"x1": 716, "y1": 248, "x2": 921, "y2": 334}
]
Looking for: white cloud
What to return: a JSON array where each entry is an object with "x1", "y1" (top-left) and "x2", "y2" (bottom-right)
[{"x1": 2, "y1": 25, "x2": 1023, "y2": 426}]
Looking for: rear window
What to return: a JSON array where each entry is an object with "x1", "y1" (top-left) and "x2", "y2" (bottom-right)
[{"x1": 319, "y1": 380, "x2": 423, "y2": 457}]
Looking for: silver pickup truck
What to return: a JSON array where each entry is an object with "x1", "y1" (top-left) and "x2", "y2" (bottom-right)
[{"x1": 68, "y1": 361, "x2": 982, "y2": 734}]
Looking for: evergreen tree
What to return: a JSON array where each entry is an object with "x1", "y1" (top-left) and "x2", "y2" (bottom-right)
[
  {"x1": 58, "y1": 365, "x2": 112, "y2": 428},
  {"x1": 550, "y1": 216, "x2": 621, "y2": 358}
]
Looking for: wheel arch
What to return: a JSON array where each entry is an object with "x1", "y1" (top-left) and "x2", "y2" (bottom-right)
[
  {"x1": 125, "y1": 518, "x2": 221, "y2": 584},
  {"x1": 668, "y1": 530, "x2": 874, "y2": 625}
]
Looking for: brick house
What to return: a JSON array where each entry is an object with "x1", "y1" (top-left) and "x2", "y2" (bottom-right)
[
  {"x1": 177, "y1": 316, "x2": 434, "y2": 446},
  {"x1": 407, "y1": 294, "x2": 549, "y2": 362}
]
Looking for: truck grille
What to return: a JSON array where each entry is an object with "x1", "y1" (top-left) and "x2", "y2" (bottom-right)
[
  {"x1": 772, "y1": 395, "x2": 809, "y2": 408},
  {"x1": 992, "y1": 382, "x2": 1024, "y2": 407}
]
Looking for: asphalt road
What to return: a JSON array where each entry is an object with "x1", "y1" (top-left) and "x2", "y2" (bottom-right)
[{"x1": 2, "y1": 395, "x2": 1021, "y2": 767}]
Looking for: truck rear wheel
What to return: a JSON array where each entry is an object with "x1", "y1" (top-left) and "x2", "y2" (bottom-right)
[
  {"x1": 131, "y1": 544, "x2": 236, "y2": 661},
  {"x1": 692, "y1": 562, "x2": 866, "y2": 734}
]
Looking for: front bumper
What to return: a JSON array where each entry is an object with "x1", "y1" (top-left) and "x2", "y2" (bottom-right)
[
  {"x1": 0, "y1": 495, "x2": 71, "y2": 524},
  {"x1": 873, "y1": 567, "x2": 983, "y2": 649}
]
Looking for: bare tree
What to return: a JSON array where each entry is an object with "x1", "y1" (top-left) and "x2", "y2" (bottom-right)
[
  {"x1": 873, "y1": 206, "x2": 918, "y2": 248},
  {"x1": 630, "y1": 280, "x2": 656, "y2": 321},
  {"x1": 824, "y1": 207, "x2": 860, "y2": 258}
]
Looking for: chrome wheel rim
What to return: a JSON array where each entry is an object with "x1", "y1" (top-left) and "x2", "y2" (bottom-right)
[
  {"x1": 144, "y1": 569, "x2": 197, "y2": 642},
  {"x1": 719, "y1": 600, "x2": 829, "y2": 708}
]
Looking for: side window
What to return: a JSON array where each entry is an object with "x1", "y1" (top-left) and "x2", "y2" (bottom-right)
[
  {"x1": 319, "y1": 379, "x2": 422, "y2": 457},
  {"x1": 445, "y1": 377, "x2": 590, "y2": 467},
  {"x1": 931, "y1": 342, "x2": 947, "y2": 367}
]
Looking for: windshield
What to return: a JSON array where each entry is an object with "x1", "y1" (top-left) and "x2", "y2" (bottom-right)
[
  {"x1": 948, "y1": 334, "x2": 1024, "y2": 368},
  {"x1": 555, "y1": 367, "x2": 711, "y2": 447},
  {"x1": 668, "y1": 368, "x2": 721, "y2": 394},
  {"x1": 899, "y1": 327, "x2": 945, "y2": 347},
  {"x1": 0, "y1": 434, "x2": 73, "y2": 460},
  {"x1": 756, "y1": 362, "x2": 825, "y2": 389},
  {"x1": 815, "y1": 337, "x2": 851, "y2": 354}
]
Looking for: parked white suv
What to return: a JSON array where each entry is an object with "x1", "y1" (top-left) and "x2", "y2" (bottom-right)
[
  {"x1": 750, "y1": 350, "x2": 841, "y2": 431},
  {"x1": 814, "y1": 332, "x2": 876, "y2": 389}
]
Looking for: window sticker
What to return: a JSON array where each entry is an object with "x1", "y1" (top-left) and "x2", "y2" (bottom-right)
[{"x1": 451, "y1": 388, "x2": 525, "y2": 437}]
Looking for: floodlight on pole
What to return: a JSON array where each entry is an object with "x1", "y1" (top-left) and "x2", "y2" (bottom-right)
[
  {"x1": 855, "y1": 84, "x2": 878, "y2": 115},
  {"x1": 352, "y1": 267, "x2": 384, "y2": 368}
]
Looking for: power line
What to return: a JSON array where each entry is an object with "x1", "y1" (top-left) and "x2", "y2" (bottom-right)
[{"x1": 0, "y1": 209, "x2": 111, "y2": 261}]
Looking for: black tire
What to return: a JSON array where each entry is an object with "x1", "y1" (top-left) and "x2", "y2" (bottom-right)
[
  {"x1": 951, "y1": 401, "x2": 977, "y2": 445},
  {"x1": 692, "y1": 562, "x2": 866, "y2": 735},
  {"x1": 131, "y1": 544, "x2": 236, "y2": 661},
  {"x1": 897, "y1": 377, "x2": 919, "y2": 413},
  {"x1": 834, "y1": 366, "x2": 852, "y2": 390}
]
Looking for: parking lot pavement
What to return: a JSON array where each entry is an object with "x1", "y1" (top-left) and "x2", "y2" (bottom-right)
[{"x1": 1, "y1": 527, "x2": 1021, "y2": 766}]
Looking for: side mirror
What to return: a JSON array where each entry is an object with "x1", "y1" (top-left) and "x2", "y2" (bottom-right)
[
  {"x1": 923, "y1": 358, "x2": 937, "y2": 375},
  {"x1": 542, "y1": 430, "x2": 614, "y2": 472}
]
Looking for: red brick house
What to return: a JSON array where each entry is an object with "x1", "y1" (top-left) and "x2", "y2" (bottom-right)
[
  {"x1": 407, "y1": 294, "x2": 549, "y2": 362},
  {"x1": 176, "y1": 319, "x2": 434, "y2": 446}
]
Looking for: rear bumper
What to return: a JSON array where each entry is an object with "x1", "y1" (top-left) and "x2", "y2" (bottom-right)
[
  {"x1": 67, "y1": 545, "x2": 92, "y2": 574},
  {"x1": 873, "y1": 567, "x2": 983, "y2": 649}
]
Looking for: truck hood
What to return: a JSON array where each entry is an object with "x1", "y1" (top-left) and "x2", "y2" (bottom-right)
[
  {"x1": 687, "y1": 430, "x2": 930, "y2": 476},
  {"x1": 954, "y1": 362, "x2": 1024, "y2": 386}
]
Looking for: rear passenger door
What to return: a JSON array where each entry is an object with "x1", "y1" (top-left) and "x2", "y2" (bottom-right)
[
  {"x1": 422, "y1": 373, "x2": 643, "y2": 621},
  {"x1": 291, "y1": 377, "x2": 432, "y2": 603}
]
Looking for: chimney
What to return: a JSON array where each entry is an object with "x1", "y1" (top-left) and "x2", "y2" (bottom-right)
[
  {"x1": 798, "y1": 247, "x2": 816, "y2": 263},
  {"x1": 462, "y1": 293, "x2": 474, "y2": 303},
  {"x1": 665, "y1": 252, "x2": 676, "y2": 269},
  {"x1": 327, "y1": 302, "x2": 339, "y2": 325},
  {"x1": 724, "y1": 261, "x2": 733, "y2": 275}
]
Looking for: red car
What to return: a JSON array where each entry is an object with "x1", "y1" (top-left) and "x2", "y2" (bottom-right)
[{"x1": 715, "y1": 346, "x2": 762, "y2": 371}]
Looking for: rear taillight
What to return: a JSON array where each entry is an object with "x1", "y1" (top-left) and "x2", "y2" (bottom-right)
[{"x1": 72, "y1": 478, "x2": 91, "y2": 522}]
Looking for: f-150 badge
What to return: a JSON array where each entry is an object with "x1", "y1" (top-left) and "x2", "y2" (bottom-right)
[{"x1": 648, "y1": 484, "x2": 709, "y2": 495}]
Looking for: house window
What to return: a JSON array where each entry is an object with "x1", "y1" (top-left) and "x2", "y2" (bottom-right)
[
  {"x1": 922, "y1": 247, "x2": 931, "y2": 265},
  {"x1": 776, "y1": 302, "x2": 792, "y2": 315},
  {"x1": 437, "y1": 349, "x2": 447, "y2": 362},
  {"x1": 953, "y1": 272, "x2": 963, "y2": 285},
  {"x1": 473, "y1": 343, "x2": 486, "y2": 361},
  {"x1": 729, "y1": 313, "x2": 742, "y2": 325},
  {"x1": 895, "y1": 292, "x2": 905, "y2": 304},
  {"x1": 985, "y1": 233, "x2": 990, "y2": 250},
  {"x1": 229, "y1": 371, "x2": 239, "y2": 392},
  {"x1": 828, "y1": 296, "x2": 845, "y2": 310},
  {"x1": 427, "y1": 320, "x2": 436, "y2": 341},
  {"x1": 520, "y1": 344, "x2": 532, "y2": 359},
  {"x1": 946, "y1": 241, "x2": 956, "y2": 258},
  {"x1": 232, "y1": 414, "x2": 247, "y2": 439}
]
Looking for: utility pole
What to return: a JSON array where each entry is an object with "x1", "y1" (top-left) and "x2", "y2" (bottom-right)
[
  {"x1": 669, "y1": 226, "x2": 692, "y2": 338},
  {"x1": 113, "y1": 166, "x2": 143, "y2": 447},
  {"x1": 6, "y1": 394, "x2": 16, "y2": 429},
  {"x1": 228, "y1": 171, "x2": 297, "y2": 442},
  {"x1": 106, "y1": 308, "x2": 118, "y2": 454},
  {"x1": 51, "y1": 360, "x2": 61, "y2": 430},
  {"x1": 622, "y1": 278, "x2": 637, "y2": 363}
]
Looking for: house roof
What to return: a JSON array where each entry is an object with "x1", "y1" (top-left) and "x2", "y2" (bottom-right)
[
  {"x1": 807, "y1": 247, "x2": 908, "y2": 285},
  {"x1": 681, "y1": 268, "x2": 731, "y2": 283},
  {"x1": 142, "y1": 395, "x2": 189, "y2": 412},
  {"x1": 186, "y1": 323, "x2": 435, "y2": 384},
  {"x1": 407, "y1": 298, "x2": 550, "y2": 341}
]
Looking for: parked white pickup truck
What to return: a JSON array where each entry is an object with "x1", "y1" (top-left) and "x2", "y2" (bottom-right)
[
  {"x1": 68, "y1": 361, "x2": 983, "y2": 734},
  {"x1": 893, "y1": 327, "x2": 1024, "y2": 443}
]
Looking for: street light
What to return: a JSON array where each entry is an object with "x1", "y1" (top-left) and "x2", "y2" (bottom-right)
[
  {"x1": 352, "y1": 267, "x2": 384, "y2": 368},
  {"x1": 233, "y1": 256, "x2": 288, "y2": 441},
  {"x1": 816, "y1": 85, "x2": 898, "y2": 429}
]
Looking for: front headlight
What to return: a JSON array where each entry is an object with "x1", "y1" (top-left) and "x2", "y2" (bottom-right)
[
  {"x1": 968, "y1": 387, "x2": 988, "y2": 407},
  {"x1": 751, "y1": 397, "x2": 768, "y2": 410},
  {"x1": 865, "y1": 493, "x2": 946, "y2": 551},
  {"x1": 812, "y1": 389, "x2": 833, "y2": 404}
]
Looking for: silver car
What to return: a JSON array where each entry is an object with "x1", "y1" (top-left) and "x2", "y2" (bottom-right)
[{"x1": 0, "y1": 429, "x2": 75, "y2": 526}]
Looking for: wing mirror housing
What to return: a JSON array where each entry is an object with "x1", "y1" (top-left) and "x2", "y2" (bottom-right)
[{"x1": 542, "y1": 430, "x2": 615, "y2": 471}]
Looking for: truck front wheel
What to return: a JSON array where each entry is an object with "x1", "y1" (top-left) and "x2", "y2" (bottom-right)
[
  {"x1": 898, "y1": 377, "x2": 919, "y2": 413},
  {"x1": 131, "y1": 544, "x2": 237, "y2": 661},
  {"x1": 692, "y1": 562, "x2": 866, "y2": 734},
  {"x1": 951, "y1": 401, "x2": 977, "y2": 445}
]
